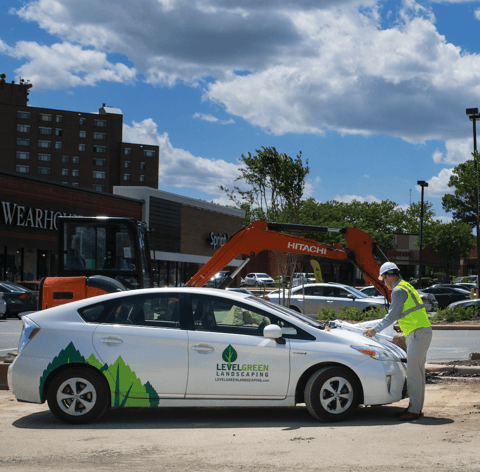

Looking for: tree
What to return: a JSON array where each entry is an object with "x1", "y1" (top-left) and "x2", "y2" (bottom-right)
[
  {"x1": 442, "y1": 152, "x2": 480, "y2": 228},
  {"x1": 220, "y1": 146, "x2": 310, "y2": 225},
  {"x1": 422, "y1": 221, "x2": 475, "y2": 282}
]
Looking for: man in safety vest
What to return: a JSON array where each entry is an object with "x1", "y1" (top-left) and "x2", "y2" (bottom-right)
[{"x1": 363, "y1": 262, "x2": 432, "y2": 421}]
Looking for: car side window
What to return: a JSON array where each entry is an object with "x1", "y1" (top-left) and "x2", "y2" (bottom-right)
[
  {"x1": 304, "y1": 286, "x2": 324, "y2": 296},
  {"x1": 187, "y1": 295, "x2": 304, "y2": 338},
  {"x1": 104, "y1": 294, "x2": 182, "y2": 329}
]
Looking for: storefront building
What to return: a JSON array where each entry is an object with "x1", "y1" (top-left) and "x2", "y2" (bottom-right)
[
  {"x1": 0, "y1": 170, "x2": 143, "y2": 281},
  {"x1": 113, "y1": 187, "x2": 245, "y2": 287}
]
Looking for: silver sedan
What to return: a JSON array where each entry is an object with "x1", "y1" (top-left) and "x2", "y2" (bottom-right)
[{"x1": 266, "y1": 283, "x2": 387, "y2": 316}]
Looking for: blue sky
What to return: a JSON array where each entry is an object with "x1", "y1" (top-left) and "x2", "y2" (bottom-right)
[{"x1": 2, "y1": 0, "x2": 480, "y2": 223}]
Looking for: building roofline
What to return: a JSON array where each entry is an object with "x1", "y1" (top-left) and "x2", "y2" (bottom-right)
[
  {"x1": 0, "y1": 170, "x2": 144, "y2": 204},
  {"x1": 113, "y1": 186, "x2": 245, "y2": 218}
]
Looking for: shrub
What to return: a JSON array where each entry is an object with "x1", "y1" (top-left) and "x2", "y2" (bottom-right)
[
  {"x1": 432, "y1": 306, "x2": 477, "y2": 322},
  {"x1": 318, "y1": 306, "x2": 388, "y2": 322}
]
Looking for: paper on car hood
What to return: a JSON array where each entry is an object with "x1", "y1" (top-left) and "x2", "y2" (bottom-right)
[{"x1": 325, "y1": 320, "x2": 406, "y2": 359}]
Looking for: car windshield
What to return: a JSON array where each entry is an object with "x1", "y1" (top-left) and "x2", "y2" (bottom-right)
[
  {"x1": 0, "y1": 282, "x2": 27, "y2": 292},
  {"x1": 346, "y1": 286, "x2": 368, "y2": 298},
  {"x1": 249, "y1": 296, "x2": 324, "y2": 329}
]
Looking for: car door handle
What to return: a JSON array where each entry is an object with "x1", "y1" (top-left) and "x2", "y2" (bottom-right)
[
  {"x1": 99, "y1": 336, "x2": 123, "y2": 345},
  {"x1": 327, "y1": 301, "x2": 333, "y2": 303},
  {"x1": 192, "y1": 344, "x2": 214, "y2": 353}
]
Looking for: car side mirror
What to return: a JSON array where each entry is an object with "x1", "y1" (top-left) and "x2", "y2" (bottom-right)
[
  {"x1": 263, "y1": 324, "x2": 286, "y2": 344},
  {"x1": 347, "y1": 294, "x2": 355, "y2": 300}
]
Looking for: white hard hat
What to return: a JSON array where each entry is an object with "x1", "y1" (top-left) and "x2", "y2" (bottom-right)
[{"x1": 378, "y1": 262, "x2": 399, "y2": 280}]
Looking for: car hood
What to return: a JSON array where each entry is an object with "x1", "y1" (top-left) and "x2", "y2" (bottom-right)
[{"x1": 324, "y1": 320, "x2": 406, "y2": 359}]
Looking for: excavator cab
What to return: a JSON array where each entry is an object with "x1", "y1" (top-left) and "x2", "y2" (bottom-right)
[{"x1": 39, "y1": 217, "x2": 153, "y2": 310}]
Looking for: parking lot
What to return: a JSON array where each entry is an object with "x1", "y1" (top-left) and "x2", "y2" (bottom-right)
[{"x1": 1, "y1": 380, "x2": 479, "y2": 471}]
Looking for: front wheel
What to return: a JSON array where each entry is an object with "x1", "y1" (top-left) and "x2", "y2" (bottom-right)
[
  {"x1": 304, "y1": 367, "x2": 360, "y2": 422},
  {"x1": 47, "y1": 367, "x2": 110, "y2": 424}
]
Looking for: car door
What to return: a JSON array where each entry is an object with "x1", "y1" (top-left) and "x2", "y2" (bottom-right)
[
  {"x1": 184, "y1": 294, "x2": 291, "y2": 399},
  {"x1": 290, "y1": 285, "x2": 329, "y2": 314},
  {"x1": 92, "y1": 292, "x2": 189, "y2": 402}
]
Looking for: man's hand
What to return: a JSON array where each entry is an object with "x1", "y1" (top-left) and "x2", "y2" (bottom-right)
[{"x1": 363, "y1": 328, "x2": 377, "y2": 338}]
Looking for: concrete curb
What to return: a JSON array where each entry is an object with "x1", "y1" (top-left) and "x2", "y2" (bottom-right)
[
  {"x1": 431, "y1": 325, "x2": 480, "y2": 330},
  {"x1": 426, "y1": 363, "x2": 480, "y2": 374}
]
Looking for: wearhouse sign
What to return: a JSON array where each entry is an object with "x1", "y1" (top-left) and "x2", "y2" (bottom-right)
[{"x1": 1, "y1": 201, "x2": 76, "y2": 231}]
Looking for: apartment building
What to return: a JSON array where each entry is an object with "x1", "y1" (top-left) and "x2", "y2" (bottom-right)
[{"x1": 0, "y1": 74, "x2": 159, "y2": 192}]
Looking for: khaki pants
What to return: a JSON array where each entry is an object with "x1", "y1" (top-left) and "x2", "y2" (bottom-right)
[{"x1": 406, "y1": 327, "x2": 433, "y2": 414}]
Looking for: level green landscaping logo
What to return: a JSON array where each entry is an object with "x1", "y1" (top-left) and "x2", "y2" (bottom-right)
[
  {"x1": 39, "y1": 342, "x2": 160, "y2": 407},
  {"x1": 216, "y1": 344, "x2": 269, "y2": 380}
]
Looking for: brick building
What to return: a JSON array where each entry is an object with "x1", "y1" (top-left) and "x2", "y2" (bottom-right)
[{"x1": 0, "y1": 74, "x2": 159, "y2": 192}]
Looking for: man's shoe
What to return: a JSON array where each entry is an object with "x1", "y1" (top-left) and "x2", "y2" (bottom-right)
[
  {"x1": 394, "y1": 408, "x2": 410, "y2": 417},
  {"x1": 399, "y1": 412, "x2": 423, "y2": 421}
]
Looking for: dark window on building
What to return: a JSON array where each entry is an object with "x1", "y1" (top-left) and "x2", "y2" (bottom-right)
[
  {"x1": 56, "y1": 115, "x2": 63, "y2": 123},
  {"x1": 143, "y1": 149, "x2": 155, "y2": 157},
  {"x1": 17, "y1": 137, "x2": 30, "y2": 146},
  {"x1": 79, "y1": 143, "x2": 86, "y2": 151},
  {"x1": 72, "y1": 156, "x2": 80, "y2": 164},
  {"x1": 39, "y1": 127, "x2": 52, "y2": 135},
  {"x1": 17, "y1": 110, "x2": 31, "y2": 119},
  {"x1": 93, "y1": 171, "x2": 105, "y2": 179},
  {"x1": 124, "y1": 173, "x2": 131, "y2": 181},
  {"x1": 94, "y1": 145, "x2": 106, "y2": 153},
  {"x1": 38, "y1": 167, "x2": 51, "y2": 175},
  {"x1": 93, "y1": 158, "x2": 106, "y2": 166},
  {"x1": 72, "y1": 169, "x2": 79, "y2": 177},
  {"x1": 55, "y1": 141, "x2": 62, "y2": 149},
  {"x1": 140, "y1": 175, "x2": 145, "y2": 182},
  {"x1": 124, "y1": 160, "x2": 131, "y2": 168},
  {"x1": 62, "y1": 156, "x2": 69, "y2": 163},
  {"x1": 79, "y1": 117, "x2": 86, "y2": 125},
  {"x1": 62, "y1": 168, "x2": 69, "y2": 176},
  {"x1": 93, "y1": 184, "x2": 105, "y2": 191},
  {"x1": 79, "y1": 130, "x2": 86, "y2": 138},
  {"x1": 125, "y1": 148, "x2": 132, "y2": 155},
  {"x1": 17, "y1": 124, "x2": 31, "y2": 133},
  {"x1": 94, "y1": 132, "x2": 106, "y2": 140},
  {"x1": 140, "y1": 161, "x2": 146, "y2": 170},
  {"x1": 38, "y1": 140, "x2": 51, "y2": 148},
  {"x1": 55, "y1": 128, "x2": 63, "y2": 136},
  {"x1": 94, "y1": 119, "x2": 107, "y2": 127},
  {"x1": 16, "y1": 165, "x2": 30, "y2": 173},
  {"x1": 39, "y1": 113, "x2": 52, "y2": 122},
  {"x1": 38, "y1": 153, "x2": 51, "y2": 162}
]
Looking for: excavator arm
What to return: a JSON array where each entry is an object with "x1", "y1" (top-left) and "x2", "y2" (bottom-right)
[{"x1": 186, "y1": 220, "x2": 392, "y2": 301}]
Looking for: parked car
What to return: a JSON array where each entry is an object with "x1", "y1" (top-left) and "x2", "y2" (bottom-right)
[
  {"x1": 292, "y1": 273, "x2": 316, "y2": 286},
  {"x1": 15, "y1": 281, "x2": 40, "y2": 293},
  {"x1": 420, "y1": 285, "x2": 470, "y2": 309},
  {"x1": 0, "y1": 292, "x2": 6, "y2": 320},
  {"x1": 244, "y1": 273, "x2": 275, "y2": 287},
  {"x1": 205, "y1": 271, "x2": 230, "y2": 288},
  {"x1": 447, "y1": 298, "x2": 480, "y2": 312},
  {"x1": 266, "y1": 283, "x2": 387, "y2": 316},
  {"x1": 359, "y1": 285, "x2": 438, "y2": 312},
  {"x1": 8, "y1": 287, "x2": 407, "y2": 424},
  {"x1": 0, "y1": 281, "x2": 38, "y2": 317}
]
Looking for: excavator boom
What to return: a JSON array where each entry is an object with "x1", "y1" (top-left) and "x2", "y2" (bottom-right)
[{"x1": 186, "y1": 220, "x2": 391, "y2": 300}]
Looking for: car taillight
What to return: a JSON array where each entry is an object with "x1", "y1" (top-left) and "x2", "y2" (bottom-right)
[{"x1": 18, "y1": 293, "x2": 31, "y2": 300}]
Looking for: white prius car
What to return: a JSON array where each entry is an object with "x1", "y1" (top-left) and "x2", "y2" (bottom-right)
[{"x1": 8, "y1": 288, "x2": 407, "y2": 424}]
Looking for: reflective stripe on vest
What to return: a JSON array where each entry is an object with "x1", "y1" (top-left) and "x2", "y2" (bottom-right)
[{"x1": 396, "y1": 280, "x2": 431, "y2": 337}]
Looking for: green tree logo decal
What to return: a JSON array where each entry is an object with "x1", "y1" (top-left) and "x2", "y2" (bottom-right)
[{"x1": 222, "y1": 345, "x2": 238, "y2": 368}]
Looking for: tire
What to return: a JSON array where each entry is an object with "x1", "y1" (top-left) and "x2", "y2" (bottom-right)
[
  {"x1": 288, "y1": 305, "x2": 302, "y2": 313},
  {"x1": 47, "y1": 367, "x2": 110, "y2": 424},
  {"x1": 304, "y1": 367, "x2": 360, "y2": 422}
]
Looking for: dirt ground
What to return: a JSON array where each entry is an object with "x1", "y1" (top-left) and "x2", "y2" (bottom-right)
[{"x1": 0, "y1": 380, "x2": 479, "y2": 472}]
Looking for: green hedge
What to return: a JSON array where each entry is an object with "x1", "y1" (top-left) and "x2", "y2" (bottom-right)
[
  {"x1": 431, "y1": 306, "x2": 478, "y2": 322},
  {"x1": 318, "y1": 306, "x2": 388, "y2": 322}
]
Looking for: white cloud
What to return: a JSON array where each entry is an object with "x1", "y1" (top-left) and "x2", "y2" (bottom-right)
[
  {"x1": 332, "y1": 194, "x2": 382, "y2": 203},
  {"x1": 5, "y1": 41, "x2": 136, "y2": 89},
  {"x1": 7, "y1": 0, "x2": 480, "y2": 143},
  {"x1": 193, "y1": 112, "x2": 235, "y2": 124},
  {"x1": 424, "y1": 167, "x2": 455, "y2": 198},
  {"x1": 432, "y1": 138, "x2": 473, "y2": 165},
  {"x1": 434, "y1": 215, "x2": 453, "y2": 223},
  {"x1": 122, "y1": 118, "x2": 240, "y2": 196}
]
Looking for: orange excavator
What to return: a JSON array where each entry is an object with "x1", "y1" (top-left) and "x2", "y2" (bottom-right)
[
  {"x1": 185, "y1": 220, "x2": 392, "y2": 301},
  {"x1": 39, "y1": 218, "x2": 391, "y2": 310}
]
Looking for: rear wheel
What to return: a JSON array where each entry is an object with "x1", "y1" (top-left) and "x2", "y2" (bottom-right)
[
  {"x1": 304, "y1": 367, "x2": 360, "y2": 422},
  {"x1": 47, "y1": 367, "x2": 109, "y2": 424}
]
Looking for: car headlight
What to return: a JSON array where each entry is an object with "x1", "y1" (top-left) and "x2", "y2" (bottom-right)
[
  {"x1": 351, "y1": 345, "x2": 398, "y2": 361},
  {"x1": 18, "y1": 316, "x2": 41, "y2": 353}
]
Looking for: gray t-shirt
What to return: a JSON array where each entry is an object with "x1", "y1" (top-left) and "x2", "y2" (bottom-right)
[{"x1": 374, "y1": 278, "x2": 408, "y2": 333}]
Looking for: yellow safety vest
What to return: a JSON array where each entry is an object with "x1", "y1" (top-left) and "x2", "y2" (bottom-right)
[{"x1": 396, "y1": 280, "x2": 431, "y2": 337}]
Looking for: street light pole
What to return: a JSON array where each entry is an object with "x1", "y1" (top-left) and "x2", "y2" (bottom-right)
[
  {"x1": 417, "y1": 180, "x2": 428, "y2": 288},
  {"x1": 466, "y1": 108, "x2": 480, "y2": 298}
]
